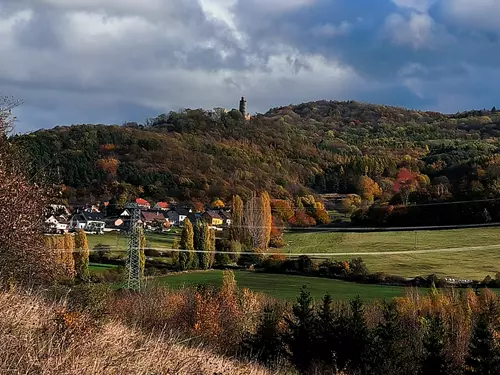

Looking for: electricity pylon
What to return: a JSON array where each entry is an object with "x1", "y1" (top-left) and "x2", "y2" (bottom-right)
[{"x1": 125, "y1": 203, "x2": 141, "y2": 291}]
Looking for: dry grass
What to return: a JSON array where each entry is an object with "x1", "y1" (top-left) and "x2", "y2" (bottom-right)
[{"x1": 0, "y1": 289, "x2": 274, "y2": 375}]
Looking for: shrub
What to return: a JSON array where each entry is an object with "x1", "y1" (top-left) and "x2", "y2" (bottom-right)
[
  {"x1": 288, "y1": 210, "x2": 316, "y2": 227},
  {"x1": 144, "y1": 248, "x2": 161, "y2": 257}
]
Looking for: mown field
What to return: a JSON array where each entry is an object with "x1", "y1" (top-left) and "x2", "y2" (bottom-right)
[
  {"x1": 153, "y1": 270, "x2": 410, "y2": 301},
  {"x1": 87, "y1": 231, "x2": 180, "y2": 251},
  {"x1": 85, "y1": 227, "x2": 500, "y2": 280},
  {"x1": 283, "y1": 227, "x2": 500, "y2": 279}
]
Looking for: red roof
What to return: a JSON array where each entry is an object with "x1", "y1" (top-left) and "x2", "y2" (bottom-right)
[
  {"x1": 136, "y1": 198, "x2": 150, "y2": 206},
  {"x1": 156, "y1": 202, "x2": 168, "y2": 209}
]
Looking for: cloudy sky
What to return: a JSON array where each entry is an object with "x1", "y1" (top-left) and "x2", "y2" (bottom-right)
[{"x1": 1, "y1": 0, "x2": 499, "y2": 132}]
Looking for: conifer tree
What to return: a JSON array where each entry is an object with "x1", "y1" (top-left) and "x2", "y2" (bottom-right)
[
  {"x1": 73, "y1": 229, "x2": 90, "y2": 281},
  {"x1": 244, "y1": 303, "x2": 285, "y2": 366},
  {"x1": 466, "y1": 303, "x2": 500, "y2": 375},
  {"x1": 420, "y1": 314, "x2": 449, "y2": 375},
  {"x1": 285, "y1": 285, "x2": 316, "y2": 373},
  {"x1": 316, "y1": 293, "x2": 337, "y2": 369},
  {"x1": 178, "y1": 219, "x2": 194, "y2": 270}
]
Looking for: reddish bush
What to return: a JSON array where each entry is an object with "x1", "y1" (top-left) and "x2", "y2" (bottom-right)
[{"x1": 288, "y1": 210, "x2": 316, "y2": 227}]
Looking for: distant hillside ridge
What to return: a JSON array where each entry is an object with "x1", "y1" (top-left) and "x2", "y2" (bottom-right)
[{"x1": 11, "y1": 100, "x2": 500, "y2": 206}]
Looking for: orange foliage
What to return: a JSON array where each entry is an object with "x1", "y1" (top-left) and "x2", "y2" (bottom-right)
[
  {"x1": 210, "y1": 199, "x2": 225, "y2": 209},
  {"x1": 357, "y1": 176, "x2": 382, "y2": 203},
  {"x1": 313, "y1": 207, "x2": 331, "y2": 225},
  {"x1": 97, "y1": 158, "x2": 119, "y2": 177},
  {"x1": 288, "y1": 210, "x2": 316, "y2": 227},
  {"x1": 99, "y1": 144, "x2": 116, "y2": 153},
  {"x1": 271, "y1": 199, "x2": 294, "y2": 221}
]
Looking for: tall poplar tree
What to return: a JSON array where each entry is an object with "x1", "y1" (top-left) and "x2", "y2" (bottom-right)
[
  {"x1": 230, "y1": 195, "x2": 244, "y2": 243},
  {"x1": 195, "y1": 220, "x2": 211, "y2": 269},
  {"x1": 178, "y1": 219, "x2": 194, "y2": 270},
  {"x1": 73, "y1": 229, "x2": 90, "y2": 281},
  {"x1": 244, "y1": 191, "x2": 272, "y2": 250}
]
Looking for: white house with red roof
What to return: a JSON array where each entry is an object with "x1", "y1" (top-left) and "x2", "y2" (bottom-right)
[
  {"x1": 135, "y1": 198, "x2": 151, "y2": 209},
  {"x1": 153, "y1": 201, "x2": 169, "y2": 210}
]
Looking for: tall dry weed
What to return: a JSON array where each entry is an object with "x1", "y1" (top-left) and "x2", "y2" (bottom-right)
[{"x1": 0, "y1": 289, "x2": 273, "y2": 375}]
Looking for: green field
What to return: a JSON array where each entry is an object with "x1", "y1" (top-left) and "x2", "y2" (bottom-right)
[
  {"x1": 87, "y1": 227, "x2": 500, "y2": 280},
  {"x1": 89, "y1": 263, "x2": 119, "y2": 272},
  {"x1": 283, "y1": 228, "x2": 500, "y2": 279},
  {"x1": 153, "y1": 270, "x2": 412, "y2": 301},
  {"x1": 87, "y1": 231, "x2": 180, "y2": 256}
]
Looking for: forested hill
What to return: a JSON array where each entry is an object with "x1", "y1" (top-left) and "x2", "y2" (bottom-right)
[{"x1": 12, "y1": 100, "x2": 500, "y2": 206}]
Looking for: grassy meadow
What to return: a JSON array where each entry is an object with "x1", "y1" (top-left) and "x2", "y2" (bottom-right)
[
  {"x1": 86, "y1": 226, "x2": 500, "y2": 279},
  {"x1": 153, "y1": 270, "x2": 414, "y2": 301},
  {"x1": 283, "y1": 228, "x2": 500, "y2": 279}
]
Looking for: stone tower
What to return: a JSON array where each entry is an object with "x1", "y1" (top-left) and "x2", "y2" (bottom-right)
[{"x1": 239, "y1": 96, "x2": 247, "y2": 118}]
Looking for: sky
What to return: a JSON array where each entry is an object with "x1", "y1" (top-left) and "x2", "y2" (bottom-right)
[{"x1": 1, "y1": 0, "x2": 500, "y2": 132}]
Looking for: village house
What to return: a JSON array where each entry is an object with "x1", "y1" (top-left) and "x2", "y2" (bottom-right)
[
  {"x1": 69, "y1": 212, "x2": 106, "y2": 234},
  {"x1": 202, "y1": 210, "x2": 224, "y2": 227},
  {"x1": 217, "y1": 210, "x2": 232, "y2": 226},
  {"x1": 44, "y1": 215, "x2": 69, "y2": 234},
  {"x1": 166, "y1": 207, "x2": 189, "y2": 226},
  {"x1": 141, "y1": 211, "x2": 168, "y2": 230},
  {"x1": 153, "y1": 202, "x2": 169, "y2": 210},
  {"x1": 135, "y1": 198, "x2": 151, "y2": 210}
]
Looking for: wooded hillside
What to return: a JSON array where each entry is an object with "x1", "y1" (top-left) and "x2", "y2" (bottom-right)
[{"x1": 12, "y1": 101, "x2": 500, "y2": 210}]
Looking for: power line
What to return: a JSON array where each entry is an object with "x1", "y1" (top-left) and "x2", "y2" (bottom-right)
[{"x1": 54, "y1": 243, "x2": 500, "y2": 257}]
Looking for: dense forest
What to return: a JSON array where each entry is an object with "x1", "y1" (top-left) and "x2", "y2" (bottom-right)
[{"x1": 13, "y1": 100, "x2": 500, "y2": 225}]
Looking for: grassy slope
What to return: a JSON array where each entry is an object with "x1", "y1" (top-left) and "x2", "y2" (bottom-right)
[
  {"x1": 283, "y1": 228, "x2": 500, "y2": 279},
  {"x1": 154, "y1": 270, "x2": 411, "y2": 301}
]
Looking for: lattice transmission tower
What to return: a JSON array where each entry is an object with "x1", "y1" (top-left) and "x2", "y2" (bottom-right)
[{"x1": 125, "y1": 203, "x2": 141, "y2": 291}]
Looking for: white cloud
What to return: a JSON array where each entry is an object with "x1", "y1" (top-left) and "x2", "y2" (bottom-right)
[
  {"x1": 312, "y1": 21, "x2": 352, "y2": 37},
  {"x1": 442, "y1": 0, "x2": 500, "y2": 33},
  {"x1": 385, "y1": 11, "x2": 435, "y2": 49},
  {"x1": 391, "y1": 0, "x2": 436, "y2": 12},
  {"x1": 243, "y1": 0, "x2": 315, "y2": 12},
  {"x1": 0, "y1": 0, "x2": 361, "y2": 131}
]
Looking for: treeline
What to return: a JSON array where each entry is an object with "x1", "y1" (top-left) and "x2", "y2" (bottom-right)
[
  {"x1": 11, "y1": 101, "x2": 500, "y2": 228},
  {"x1": 258, "y1": 255, "x2": 500, "y2": 288},
  {"x1": 243, "y1": 285, "x2": 500, "y2": 375}
]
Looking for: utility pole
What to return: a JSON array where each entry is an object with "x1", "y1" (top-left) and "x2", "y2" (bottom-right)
[{"x1": 126, "y1": 203, "x2": 141, "y2": 291}]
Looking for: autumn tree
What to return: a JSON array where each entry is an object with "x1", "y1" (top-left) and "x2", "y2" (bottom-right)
[
  {"x1": 271, "y1": 199, "x2": 294, "y2": 222},
  {"x1": 210, "y1": 198, "x2": 225, "y2": 209},
  {"x1": 230, "y1": 195, "x2": 245, "y2": 243},
  {"x1": 208, "y1": 228, "x2": 216, "y2": 268},
  {"x1": 178, "y1": 219, "x2": 195, "y2": 270},
  {"x1": 289, "y1": 211, "x2": 316, "y2": 227},
  {"x1": 261, "y1": 191, "x2": 272, "y2": 248},
  {"x1": 393, "y1": 168, "x2": 419, "y2": 206},
  {"x1": 0, "y1": 96, "x2": 59, "y2": 286},
  {"x1": 340, "y1": 194, "x2": 361, "y2": 217},
  {"x1": 139, "y1": 227, "x2": 146, "y2": 277},
  {"x1": 357, "y1": 176, "x2": 382, "y2": 204},
  {"x1": 73, "y1": 229, "x2": 90, "y2": 281},
  {"x1": 244, "y1": 191, "x2": 272, "y2": 250},
  {"x1": 195, "y1": 220, "x2": 211, "y2": 269},
  {"x1": 62, "y1": 233, "x2": 76, "y2": 280}
]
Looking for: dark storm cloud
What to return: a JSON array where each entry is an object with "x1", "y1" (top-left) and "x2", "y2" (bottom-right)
[{"x1": 1, "y1": 0, "x2": 500, "y2": 132}]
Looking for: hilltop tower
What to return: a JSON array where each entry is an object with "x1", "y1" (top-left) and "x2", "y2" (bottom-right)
[{"x1": 239, "y1": 96, "x2": 247, "y2": 118}]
